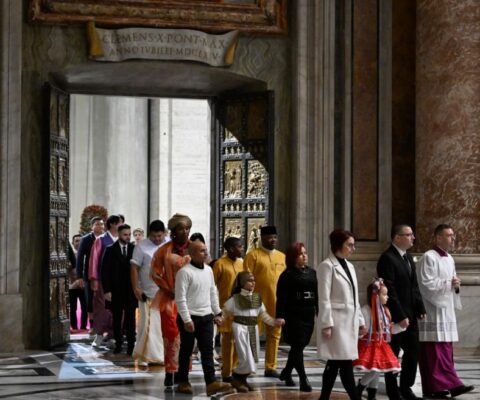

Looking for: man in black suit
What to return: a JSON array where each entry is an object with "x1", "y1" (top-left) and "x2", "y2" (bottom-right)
[
  {"x1": 102, "y1": 224, "x2": 137, "y2": 355},
  {"x1": 76, "y1": 216, "x2": 105, "y2": 332},
  {"x1": 377, "y1": 224, "x2": 426, "y2": 400}
]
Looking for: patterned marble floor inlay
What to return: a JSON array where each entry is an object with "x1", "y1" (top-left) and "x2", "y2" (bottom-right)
[{"x1": 0, "y1": 337, "x2": 478, "y2": 399}]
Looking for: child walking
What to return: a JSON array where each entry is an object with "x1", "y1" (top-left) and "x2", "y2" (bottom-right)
[
  {"x1": 353, "y1": 278, "x2": 402, "y2": 400},
  {"x1": 222, "y1": 271, "x2": 283, "y2": 393}
]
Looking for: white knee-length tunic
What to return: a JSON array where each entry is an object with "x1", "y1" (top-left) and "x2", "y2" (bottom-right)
[{"x1": 223, "y1": 289, "x2": 275, "y2": 374}]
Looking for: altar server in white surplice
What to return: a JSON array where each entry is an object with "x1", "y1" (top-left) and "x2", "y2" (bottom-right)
[{"x1": 416, "y1": 224, "x2": 474, "y2": 398}]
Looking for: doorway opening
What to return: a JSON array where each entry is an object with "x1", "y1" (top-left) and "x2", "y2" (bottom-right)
[
  {"x1": 68, "y1": 95, "x2": 212, "y2": 246},
  {"x1": 46, "y1": 62, "x2": 272, "y2": 347}
]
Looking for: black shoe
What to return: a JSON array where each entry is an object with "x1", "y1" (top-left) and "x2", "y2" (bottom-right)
[
  {"x1": 299, "y1": 378, "x2": 312, "y2": 392},
  {"x1": 222, "y1": 376, "x2": 233, "y2": 383},
  {"x1": 366, "y1": 387, "x2": 377, "y2": 400},
  {"x1": 279, "y1": 369, "x2": 295, "y2": 386},
  {"x1": 357, "y1": 380, "x2": 366, "y2": 397},
  {"x1": 264, "y1": 368, "x2": 281, "y2": 378},
  {"x1": 113, "y1": 347, "x2": 122, "y2": 354},
  {"x1": 423, "y1": 391, "x2": 449, "y2": 399},
  {"x1": 400, "y1": 388, "x2": 420, "y2": 400},
  {"x1": 449, "y1": 385, "x2": 474, "y2": 397},
  {"x1": 164, "y1": 372, "x2": 174, "y2": 387}
]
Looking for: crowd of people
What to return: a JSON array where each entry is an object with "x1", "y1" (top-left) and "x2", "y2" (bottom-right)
[{"x1": 68, "y1": 213, "x2": 474, "y2": 399}]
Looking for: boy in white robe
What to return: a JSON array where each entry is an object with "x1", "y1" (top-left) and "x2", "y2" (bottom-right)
[{"x1": 223, "y1": 271, "x2": 283, "y2": 393}]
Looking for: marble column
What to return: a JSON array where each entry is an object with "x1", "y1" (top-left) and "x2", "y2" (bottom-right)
[
  {"x1": 0, "y1": 0, "x2": 23, "y2": 352},
  {"x1": 416, "y1": 0, "x2": 480, "y2": 253},
  {"x1": 69, "y1": 95, "x2": 149, "y2": 235},
  {"x1": 149, "y1": 98, "x2": 211, "y2": 246},
  {"x1": 291, "y1": 0, "x2": 336, "y2": 262}
]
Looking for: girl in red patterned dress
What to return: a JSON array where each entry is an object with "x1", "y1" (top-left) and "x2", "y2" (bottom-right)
[{"x1": 353, "y1": 278, "x2": 402, "y2": 400}]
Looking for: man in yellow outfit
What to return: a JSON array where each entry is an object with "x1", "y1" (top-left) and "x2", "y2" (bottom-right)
[
  {"x1": 213, "y1": 236, "x2": 244, "y2": 382},
  {"x1": 243, "y1": 225, "x2": 286, "y2": 377}
]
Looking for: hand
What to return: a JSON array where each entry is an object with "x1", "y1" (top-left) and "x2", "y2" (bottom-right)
[
  {"x1": 452, "y1": 276, "x2": 461, "y2": 289},
  {"x1": 399, "y1": 318, "x2": 409, "y2": 328},
  {"x1": 214, "y1": 316, "x2": 224, "y2": 326},
  {"x1": 419, "y1": 313, "x2": 426, "y2": 320},
  {"x1": 275, "y1": 318, "x2": 285, "y2": 327},
  {"x1": 133, "y1": 287, "x2": 144, "y2": 301},
  {"x1": 184, "y1": 321, "x2": 195, "y2": 332},
  {"x1": 359, "y1": 325, "x2": 367, "y2": 337},
  {"x1": 76, "y1": 279, "x2": 84, "y2": 289},
  {"x1": 90, "y1": 279, "x2": 98, "y2": 291},
  {"x1": 322, "y1": 327, "x2": 332, "y2": 339},
  {"x1": 104, "y1": 292, "x2": 112, "y2": 302}
]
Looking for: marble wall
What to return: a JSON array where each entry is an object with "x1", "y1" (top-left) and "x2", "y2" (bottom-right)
[
  {"x1": 416, "y1": 0, "x2": 480, "y2": 253},
  {"x1": 391, "y1": 0, "x2": 416, "y2": 228}
]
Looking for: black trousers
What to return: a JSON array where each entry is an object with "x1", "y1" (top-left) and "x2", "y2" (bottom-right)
[
  {"x1": 177, "y1": 314, "x2": 215, "y2": 385},
  {"x1": 83, "y1": 279, "x2": 94, "y2": 313},
  {"x1": 385, "y1": 324, "x2": 419, "y2": 395},
  {"x1": 284, "y1": 344, "x2": 308, "y2": 381},
  {"x1": 112, "y1": 301, "x2": 136, "y2": 349},
  {"x1": 320, "y1": 359, "x2": 359, "y2": 400},
  {"x1": 69, "y1": 288, "x2": 87, "y2": 330}
]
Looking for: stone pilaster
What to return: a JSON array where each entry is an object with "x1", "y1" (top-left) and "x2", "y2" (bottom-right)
[
  {"x1": 291, "y1": 0, "x2": 336, "y2": 262},
  {"x1": 0, "y1": 0, "x2": 23, "y2": 352}
]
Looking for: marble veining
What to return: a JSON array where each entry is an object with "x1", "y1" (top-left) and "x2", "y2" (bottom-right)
[{"x1": 416, "y1": 0, "x2": 480, "y2": 253}]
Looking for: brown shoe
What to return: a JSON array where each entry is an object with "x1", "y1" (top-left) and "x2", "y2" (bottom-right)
[
  {"x1": 206, "y1": 381, "x2": 234, "y2": 396},
  {"x1": 231, "y1": 378, "x2": 248, "y2": 393},
  {"x1": 176, "y1": 382, "x2": 193, "y2": 394}
]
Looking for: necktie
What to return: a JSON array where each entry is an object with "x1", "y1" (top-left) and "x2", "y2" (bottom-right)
[
  {"x1": 403, "y1": 254, "x2": 412, "y2": 275},
  {"x1": 122, "y1": 245, "x2": 127, "y2": 257}
]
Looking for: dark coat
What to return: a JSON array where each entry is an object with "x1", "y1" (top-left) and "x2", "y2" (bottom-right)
[
  {"x1": 76, "y1": 232, "x2": 95, "y2": 280},
  {"x1": 276, "y1": 266, "x2": 318, "y2": 346},
  {"x1": 101, "y1": 241, "x2": 137, "y2": 308},
  {"x1": 377, "y1": 245, "x2": 426, "y2": 324}
]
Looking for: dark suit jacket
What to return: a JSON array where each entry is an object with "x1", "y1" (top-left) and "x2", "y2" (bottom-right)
[
  {"x1": 101, "y1": 241, "x2": 137, "y2": 307},
  {"x1": 76, "y1": 232, "x2": 95, "y2": 280},
  {"x1": 377, "y1": 245, "x2": 426, "y2": 324}
]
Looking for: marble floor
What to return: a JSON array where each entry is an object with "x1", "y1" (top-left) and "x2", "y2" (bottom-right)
[{"x1": 0, "y1": 334, "x2": 478, "y2": 399}]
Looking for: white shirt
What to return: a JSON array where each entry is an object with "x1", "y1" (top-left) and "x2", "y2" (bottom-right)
[
  {"x1": 131, "y1": 238, "x2": 165, "y2": 298},
  {"x1": 175, "y1": 263, "x2": 221, "y2": 323},
  {"x1": 392, "y1": 243, "x2": 406, "y2": 257}
]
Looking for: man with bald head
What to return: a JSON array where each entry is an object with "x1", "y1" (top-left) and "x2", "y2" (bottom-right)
[{"x1": 174, "y1": 240, "x2": 233, "y2": 396}]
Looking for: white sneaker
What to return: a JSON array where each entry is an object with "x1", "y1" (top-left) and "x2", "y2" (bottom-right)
[{"x1": 92, "y1": 334, "x2": 103, "y2": 347}]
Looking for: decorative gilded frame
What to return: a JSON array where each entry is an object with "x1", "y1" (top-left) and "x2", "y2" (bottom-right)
[{"x1": 29, "y1": 0, "x2": 287, "y2": 35}]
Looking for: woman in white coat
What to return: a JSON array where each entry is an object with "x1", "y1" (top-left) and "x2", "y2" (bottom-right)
[{"x1": 316, "y1": 229, "x2": 366, "y2": 400}]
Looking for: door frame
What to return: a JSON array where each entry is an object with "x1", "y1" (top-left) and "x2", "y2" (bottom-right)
[{"x1": 45, "y1": 62, "x2": 272, "y2": 347}]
